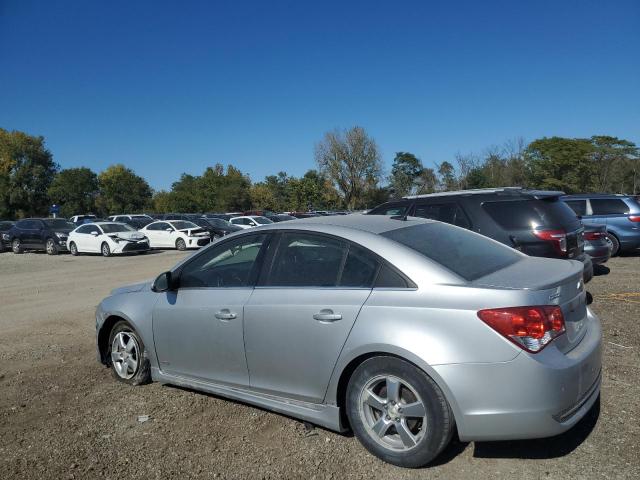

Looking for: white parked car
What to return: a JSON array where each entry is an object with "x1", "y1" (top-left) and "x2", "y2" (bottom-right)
[
  {"x1": 229, "y1": 216, "x2": 274, "y2": 229},
  {"x1": 68, "y1": 222, "x2": 150, "y2": 257},
  {"x1": 139, "y1": 220, "x2": 211, "y2": 250},
  {"x1": 107, "y1": 214, "x2": 153, "y2": 222}
]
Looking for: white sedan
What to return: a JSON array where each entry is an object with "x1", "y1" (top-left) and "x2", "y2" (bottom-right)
[
  {"x1": 139, "y1": 220, "x2": 211, "y2": 250},
  {"x1": 68, "y1": 222, "x2": 150, "y2": 257},
  {"x1": 229, "y1": 215, "x2": 274, "y2": 229}
]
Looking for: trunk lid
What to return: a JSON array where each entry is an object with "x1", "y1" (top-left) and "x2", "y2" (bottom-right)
[{"x1": 474, "y1": 257, "x2": 587, "y2": 352}]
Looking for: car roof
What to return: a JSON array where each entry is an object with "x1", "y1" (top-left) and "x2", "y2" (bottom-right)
[
  {"x1": 257, "y1": 213, "x2": 435, "y2": 235},
  {"x1": 562, "y1": 193, "x2": 631, "y2": 199},
  {"x1": 402, "y1": 187, "x2": 565, "y2": 200}
]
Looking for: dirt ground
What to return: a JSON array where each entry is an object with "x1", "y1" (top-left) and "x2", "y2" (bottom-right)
[{"x1": 0, "y1": 249, "x2": 638, "y2": 479}]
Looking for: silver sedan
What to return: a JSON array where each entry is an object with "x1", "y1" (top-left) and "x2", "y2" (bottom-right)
[{"x1": 96, "y1": 215, "x2": 602, "y2": 467}]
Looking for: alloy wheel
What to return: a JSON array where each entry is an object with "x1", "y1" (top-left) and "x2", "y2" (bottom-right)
[
  {"x1": 46, "y1": 239, "x2": 55, "y2": 254},
  {"x1": 110, "y1": 332, "x2": 140, "y2": 380},
  {"x1": 359, "y1": 375, "x2": 428, "y2": 451}
]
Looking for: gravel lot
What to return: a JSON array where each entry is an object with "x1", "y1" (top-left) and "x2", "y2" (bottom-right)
[{"x1": 0, "y1": 250, "x2": 638, "y2": 479}]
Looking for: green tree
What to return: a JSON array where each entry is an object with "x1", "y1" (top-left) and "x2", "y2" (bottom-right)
[
  {"x1": 589, "y1": 136, "x2": 639, "y2": 193},
  {"x1": 389, "y1": 152, "x2": 424, "y2": 198},
  {"x1": 151, "y1": 190, "x2": 174, "y2": 213},
  {"x1": 97, "y1": 164, "x2": 152, "y2": 214},
  {"x1": 315, "y1": 126, "x2": 382, "y2": 209},
  {"x1": 525, "y1": 137, "x2": 594, "y2": 192},
  {"x1": 437, "y1": 161, "x2": 457, "y2": 191},
  {"x1": 0, "y1": 128, "x2": 58, "y2": 218},
  {"x1": 169, "y1": 174, "x2": 202, "y2": 212},
  {"x1": 48, "y1": 167, "x2": 99, "y2": 217},
  {"x1": 249, "y1": 183, "x2": 277, "y2": 210}
]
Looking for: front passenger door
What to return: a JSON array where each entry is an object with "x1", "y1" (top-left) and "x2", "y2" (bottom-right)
[
  {"x1": 244, "y1": 233, "x2": 377, "y2": 403},
  {"x1": 152, "y1": 233, "x2": 270, "y2": 386}
]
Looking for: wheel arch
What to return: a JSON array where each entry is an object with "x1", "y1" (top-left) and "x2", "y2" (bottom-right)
[
  {"x1": 328, "y1": 346, "x2": 463, "y2": 434},
  {"x1": 97, "y1": 314, "x2": 136, "y2": 365}
]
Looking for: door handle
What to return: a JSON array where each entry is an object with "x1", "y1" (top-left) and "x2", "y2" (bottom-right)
[
  {"x1": 313, "y1": 309, "x2": 342, "y2": 322},
  {"x1": 215, "y1": 309, "x2": 237, "y2": 321}
]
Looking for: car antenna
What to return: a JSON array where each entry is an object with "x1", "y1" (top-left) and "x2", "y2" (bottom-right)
[{"x1": 390, "y1": 210, "x2": 409, "y2": 221}]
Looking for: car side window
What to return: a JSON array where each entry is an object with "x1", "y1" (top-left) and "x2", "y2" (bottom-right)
[
  {"x1": 369, "y1": 203, "x2": 411, "y2": 216},
  {"x1": 590, "y1": 198, "x2": 630, "y2": 215},
  {"x1": 76, "y1": 225, "x2": 93, "y2": 234},
  {"x1": 414, "y1": 203, "x2": 470, "y2": 229},
  {"x1": 375, "y1": 264, "x2": 410, "y2": 288},
  {"x1": 339, "y1": 244, "x2": 379, "y2": 288},
  {"x1": 564, "y1": 200, "x2": 587, "y2": 216},
  {"x1": 180, "y1": 234, "x2": 268, "y2": 288},
  {"x1": 267, "y1": 233, "x2": 347, "y2": 287}
]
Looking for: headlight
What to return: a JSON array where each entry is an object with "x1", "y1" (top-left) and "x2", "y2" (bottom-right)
[
  {"x1": 55, "y1": 232, "x2": 67, "y2": 239},
  {"x1": 2, "y1": 234, "x2": 9, "y2": 240}
]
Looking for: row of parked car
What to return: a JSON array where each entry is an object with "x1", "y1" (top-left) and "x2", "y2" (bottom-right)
[{"x1": 0, "y1": 210, "x2": 348, "y2": 257}]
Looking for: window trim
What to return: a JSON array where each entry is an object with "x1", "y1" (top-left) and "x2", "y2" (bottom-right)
[
  {"x1": 174, "y1": 232, "x2": 273, "y2": 290},
  {"x1": 256, "y1": 229, "x2": 416, "y2": 290}
]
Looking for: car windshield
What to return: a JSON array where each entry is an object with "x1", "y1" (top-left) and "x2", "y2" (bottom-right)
[
  {"x1": 44, "y1": 219, "x2": 75, "y2": 230},
  {"x1": 207, "y1": 218, "x2": 233, "y2": 228},
  {"x1": 253, "y1": 216, "x2": 273, "y2": 225},
  {"x1": 381, "y1": 222, "x2": 521, "y2": 281},
  {"x1": 171, "y1": 221, "x2": 198, "y2": 230},
  {"x1": 101, "y1": 223, "x2": 135, "y2": 233}
]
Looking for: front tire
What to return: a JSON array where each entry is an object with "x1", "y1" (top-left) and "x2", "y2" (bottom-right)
[
  {"x1": 46, "y1": 238, "x2": 59, "y2": 255},
  {"x1": 69, "y1": 241, "x2": 79, "y2": 256},
  {"x1": 12, "y1": 238, "x2": 23, "y2": 254},
  {"x1": 176, "y1": 238, "x2": 186, "y2": 251},
  {"x1": 346, "y1": 356, "x2": 454, "y2": 468},
  {"x1": 108, "y1": 321, "x2": 151, "y2": 385},
  {"x1": 101, "y1": 242, "x2": 111, "y2": 257}
]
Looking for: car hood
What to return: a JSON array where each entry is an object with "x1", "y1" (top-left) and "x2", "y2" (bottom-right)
[{"x1": 110, "y1": 281, "x2": 152, "y2": 296}]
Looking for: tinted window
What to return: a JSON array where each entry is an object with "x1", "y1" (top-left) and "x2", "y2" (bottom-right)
[
  {"x1": 253, "y1": 216, "x2": 273, "y2": 225},
  {"x1": 76, "y1": 225, "x2": 95, "y2": 234},
  {"x1": 381, "y1": 223, "x2": 521, "y2": 281},
  {"x1": 482, "y1": 199, "x2": 579, "y2": 230},
  {"x1": 43, "y1": 219, "x2": 75, "y2": 230},
  {"x1": 339, "y1": 244, "x2": 379, "y2": 288},
  {"x1": 375, "y1": 264, "x2": 410, "y2": 288},
  {"x1": 414, "y1": 202, "x2": 471, "y2": 229},
  {"x1": 148, "y1": 222, "x2": 169, "y2": 231},
  {"x1": 180, "y1": 234, "x2": 267, "y2": 288},
  {"x1": 268, "y1": 233, "x2": 347, "y2": 287},
  {"x1": 101, "y1": 223, "x2": 135, "y2": 233},
  {"x1": 16, "y1": 220, "x2": 34, "y2": 229},
  {"x1": 590, "y1": 198, "x2": 630, "y2": 215},
  {"x1": 368, "y1": 202, "x2": 411, "y2": 216},
  {"x1": 564, "y1": 200, "x2": 587, "y2": 216},
  {"x1": 171, "y1": 221, "x2": 197, "y2": 230},
  {"x1": 0, "y1": 221, "x2": 13, "y2": 231}
]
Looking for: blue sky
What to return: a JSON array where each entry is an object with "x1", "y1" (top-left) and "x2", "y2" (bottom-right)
[{"x1": 1, "y1": 0, "x2": 638, "y2": 191}]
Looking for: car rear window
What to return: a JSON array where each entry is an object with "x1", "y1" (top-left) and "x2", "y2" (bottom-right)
[
  {"x1": 590, "y1": 198, "x2": 630, "y2": 215},
  {"x1": 482, "y1": 199, "x2": 579, "y2": 230},
  {"x1": 368, "y1": 202, "x2": 411, "y2": 216},
  {"x1": 381, "y1": 223, "x2": 521, "y2": 281}
]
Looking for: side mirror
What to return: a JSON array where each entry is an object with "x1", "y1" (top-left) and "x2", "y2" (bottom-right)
[
  {"x1": 91, "y1": 231, "x2": 99, "y2": 236},
  {"x1": 166, "y1": 228, "x2": 173, "y2": 232},
  {"x1": 152, "y1": 271, "x2": 175, "y2": 292}
]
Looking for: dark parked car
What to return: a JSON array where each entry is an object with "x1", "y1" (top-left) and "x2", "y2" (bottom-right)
[
  {"x1": 368, "y1": 187, "x2": 593, "y2": 283},
  {"x1": 562, "y1": 194, "x2": 640, "y2": 256},
  {"x1": 583, "y1": 223, "x2": 610, "y2": 265},
  {"x1": 161, "y1": 214, "x2": 242, "y2": 239},
  {"x1": 265, "y1": 214, "x2": 296, "y2": 223},
  {"x1": 7, "y1": 218, "x2": 76, "y2": 254},
  {"x1": 0, "y1": 220, "x2": 15, "y2": 252}
]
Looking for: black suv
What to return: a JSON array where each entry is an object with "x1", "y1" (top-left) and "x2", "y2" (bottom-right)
[
  {"x1": 7, "y1": 218, "x2": 76, "y2": 255},
  {"x1": 368, "y1": 187, "x2": 593, "y2": 283}
]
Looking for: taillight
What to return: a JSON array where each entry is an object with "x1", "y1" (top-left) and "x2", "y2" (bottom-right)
[
  {"x1": 477, "y1": 306, "x2": 565, "y2": 353},
  {"x1": 584, "y1": 231, "x2": 604, "y2": 241},
  {"x1": 533, "y1": 228, "x2": 567, "y2": 255},
  {"x1": 628, "y1": 215, "x2": 640, "y2": 222}
]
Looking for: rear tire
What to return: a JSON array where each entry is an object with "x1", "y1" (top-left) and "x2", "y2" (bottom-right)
[
  {"x1": 346, "y1": 356, "x2": 454, "y2": 468},
  {"x1": 46, "y1": 238, "x2": 59, "y2": 255},
  {"x1": 12, "y1": 238, "x2": 23, "y2": 254},
  {"x1": 176, "y1": 238, "x2": 186, "y2": 251},
  {"x1": 69, "y1": 241, "x2": 79, "y2": 256},
  {"x1": 107, "y1": 321, "x2": 151, "y2": 386},
  {"x1": 605, "y1": 232, "x2": 620, "y2": 256},
  {"x1": 101, "y1": 242, "x2": 111, "y2": 257}
]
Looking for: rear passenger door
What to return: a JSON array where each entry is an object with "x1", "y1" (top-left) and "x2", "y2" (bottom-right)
[
  {"x1": 589, "y1": 198, "x2": 630, "y2": 226},
  {"x1": 243, "y1": 232, "x2": 377, "y2": 403}
]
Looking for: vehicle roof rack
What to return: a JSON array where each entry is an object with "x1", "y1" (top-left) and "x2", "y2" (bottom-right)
[{"x1": 404, "y1": 187, "x2": 565, "y2": 200}]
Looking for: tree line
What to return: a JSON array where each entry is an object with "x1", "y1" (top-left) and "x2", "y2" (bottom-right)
[{"x1": 1, "y1": 126, "x2": 638, "y2": 219}]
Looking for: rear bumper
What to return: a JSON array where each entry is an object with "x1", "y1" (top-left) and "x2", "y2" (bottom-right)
[
  {"x1": 434, "y1": 308, "x2": 602, "y2": 441},
  {"x1": 578, "y1": 254, "x2": 593, "y2": 283},
  {"x1": 585, "y1": 244, "x2": 610, "y2": 265}
]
